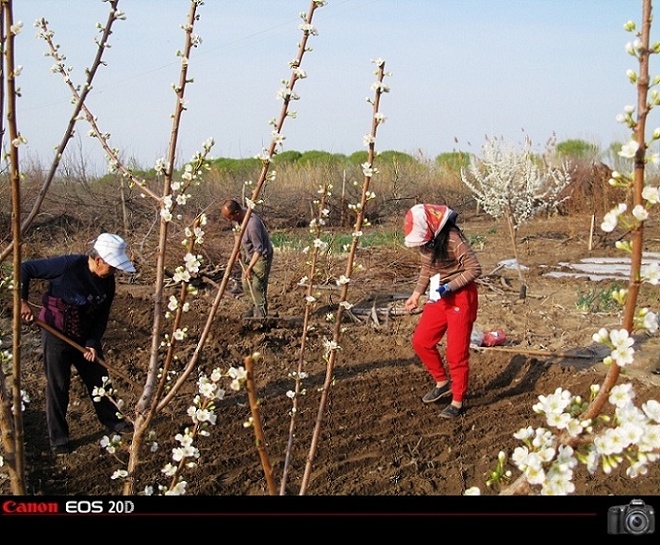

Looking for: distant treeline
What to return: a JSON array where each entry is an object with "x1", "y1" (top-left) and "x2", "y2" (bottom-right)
[
  {"x1": 4, "y1": 138, "x2": 630, "y2": 241},
  {"x1": 120, "y1": 138, "x2": 612, "y2": 181}
]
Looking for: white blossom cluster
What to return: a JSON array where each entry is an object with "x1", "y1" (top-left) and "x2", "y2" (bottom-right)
[
  {"x1": 460, "y1": 135, "x2": 572, "y2": 228},
  {"x1": 522, "y1": 385, "x2": 659, "y2": 494},
  {"x1": 159, "y1": 144, "x2": 213, "y2": 222},
  {"x1": 170, "y1": 251, "x2": 204, "y2": 285},
  {"x1": 467, "y1": 384, "x2": 660, "y2": 496},
  {"x1": 92, "y1": 375, "x2": 117, "y2": 403},
  {"x1": 468, "y1": 16, "x2": 660, "y2": 497},
  {"x1": 166, "y1": 294, "x2": 191, "y2": 319},
  {"x1": 322, "y1": 339, "x2": 341, "y2": 360},
  {"x1": 94, "y1": 374, "x2": 130, "y2": 458},
  {"x1": 286, "y1": 370, "x2": 309, "y2": 407},
  {"x1": 300, "y1": 185, "x2": 337, "y2": 309},
  {"x1": 365, "y1": 57, "x2": 392, "y2": 107},
  {"x1": 11, "y1": 390, "x2": 30, "y2": 414},
  {"x1": 141, "y1": 366, "x2": 247, "y2": 495},
  {"x1": 467, "y1": 307, "x2": 658, "y2": 495},
  {"x1": 5, "y1": 387, "x2": 31, "y2": 416},
  {"x1": 101, "y1": 433, "x2": 123, "y2": 455},
  {"x1": 262, "y1": 3, "x2": 326, "y2": 162},
  {"x1": 0, "y1": 275, "x2": 14, "y2": 292},
  {"x1": 0, "y1": 338, "x2": 13, "y2": 375}
]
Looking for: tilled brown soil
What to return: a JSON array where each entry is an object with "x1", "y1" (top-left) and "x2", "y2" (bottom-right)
[{"x1": 2, "y1": 214, "x2": 660, "y2": 502}]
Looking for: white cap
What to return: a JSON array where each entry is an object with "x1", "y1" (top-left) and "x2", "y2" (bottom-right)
[{"x1": 93, "y1": 233, "x2": 136, "y2": 273}]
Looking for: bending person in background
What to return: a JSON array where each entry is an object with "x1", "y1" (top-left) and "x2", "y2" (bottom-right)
[
  {"x1": 20, "y1": 233, "x2": 136, "y2": 456},
  {"x1": 221, "y1": 198, "x2": 274, "y2": 318},
  {"x1": 403, "y1": 204, "x2": 482, "y2": 419}
]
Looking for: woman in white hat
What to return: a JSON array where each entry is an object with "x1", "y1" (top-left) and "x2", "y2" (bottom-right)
[
  {"x1": 403, "y1": 204, "x2": 482, "y2": 418},
  {"x1": 19, "y1": 233, "x2": 136, "y2": 455}
]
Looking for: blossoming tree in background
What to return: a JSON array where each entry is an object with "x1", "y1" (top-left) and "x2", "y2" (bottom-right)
[{"x1": 460, "y1": 134, "x2": 572, "y2": 299}]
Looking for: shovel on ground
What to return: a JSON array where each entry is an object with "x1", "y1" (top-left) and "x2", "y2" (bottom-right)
[{"x1": 32, "y1": 318, "x2": 141, "y2": 389}]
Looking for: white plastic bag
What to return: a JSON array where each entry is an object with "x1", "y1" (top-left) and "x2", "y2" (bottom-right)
[{"x1": 470, "y1": 325, "x2": 484, "y2": 346}]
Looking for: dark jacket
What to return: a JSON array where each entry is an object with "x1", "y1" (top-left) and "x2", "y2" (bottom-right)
[{"x1": 20, "y1": 254, "x2": 115, "y2": 349}]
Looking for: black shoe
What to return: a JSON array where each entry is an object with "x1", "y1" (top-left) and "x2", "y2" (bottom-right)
[
  {"x1": 51, "y1": 444, "x2": 70, "y2": 456},
  {"x1": 439, "y1": 404, "x2": 464, "y2": 419},
  {"x1": 111, "y1": 420, "x2": 134, "y2": 434},
  {"x1": 422, "y1": 382, "x2": 452, "y2": 403}
]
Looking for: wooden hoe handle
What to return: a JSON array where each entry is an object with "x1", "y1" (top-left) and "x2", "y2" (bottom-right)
[{"x1": 32, "y1": 318, "x2": 141, "y2": 389}]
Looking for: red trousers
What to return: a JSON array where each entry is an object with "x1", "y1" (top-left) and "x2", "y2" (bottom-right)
[{"x1": 411, "y1": 282, "x2": 478, "y2": 403}]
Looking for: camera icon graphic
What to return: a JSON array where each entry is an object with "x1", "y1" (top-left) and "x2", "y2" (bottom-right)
[{"x1": 607, "y1": 499, "x2": 655, "y2": 535}]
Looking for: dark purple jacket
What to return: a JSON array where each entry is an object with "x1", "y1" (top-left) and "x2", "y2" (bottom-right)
[{"x1": 20, "y1": 254, "x2": 115, "y2": 349}]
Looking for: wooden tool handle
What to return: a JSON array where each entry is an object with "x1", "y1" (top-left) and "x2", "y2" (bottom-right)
[{"x1": 32, "y1": 318, "x2": 141, "y2": 389}]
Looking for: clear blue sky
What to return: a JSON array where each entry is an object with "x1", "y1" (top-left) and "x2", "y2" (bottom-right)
[{"x1": 11, "y1": 0, "x2": 655, "y2": 173}]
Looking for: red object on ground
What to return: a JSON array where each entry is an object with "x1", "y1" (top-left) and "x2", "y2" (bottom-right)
[{"x1": 482, "y1": 329, "x2": 507, "y2": 347}]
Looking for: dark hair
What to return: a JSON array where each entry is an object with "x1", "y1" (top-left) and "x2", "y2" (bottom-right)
[
  {"x1": 424, "y1": 218, "x2": 460, "y2": 263},
  {"x1": 221, "y1": 199, "x2": 242, "y2": 216}
]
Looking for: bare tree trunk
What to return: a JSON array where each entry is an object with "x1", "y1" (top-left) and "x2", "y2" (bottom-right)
[
  {"x1": 244, "y1": 354, "x2": 276, "y2": 495},
  {"x1": 299, "y1": 59, "x2": 388, "y2": 494},
  {"x1": 4, "y1": 0, "x2": 26, "y2": 494},
  {"x1": 505, "y1": 211, "x2": 526, "y2": 300}
]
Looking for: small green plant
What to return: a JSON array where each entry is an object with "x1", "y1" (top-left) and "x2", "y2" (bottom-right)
[
  {"x1": 576, "y1": 283, "x2": 625, "y2": 313},
  {"x1": 272, "y1": 229, "x2": 398, "y2": 252},
  {"x1": 468, "y1": 233, "x2": 487, "y2": 249},
  {"x1": 270, "y1": 232, "x2": 307, "y2": 250}
]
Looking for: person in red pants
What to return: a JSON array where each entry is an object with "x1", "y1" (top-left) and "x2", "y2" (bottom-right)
[{"x1": 403, "y1": 204, "x2": 482, "y2": 418}]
